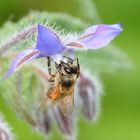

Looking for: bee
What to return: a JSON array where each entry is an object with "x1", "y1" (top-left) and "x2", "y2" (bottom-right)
[{"x1": 39, "y1": 56, "x2": 80, "y2": 116}]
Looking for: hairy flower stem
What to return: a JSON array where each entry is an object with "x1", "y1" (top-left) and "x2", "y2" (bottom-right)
[{"x1": 0, "y1": 26, "x2": 37, "y2": 55}]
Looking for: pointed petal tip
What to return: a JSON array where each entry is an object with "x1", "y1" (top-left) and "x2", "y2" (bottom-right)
[
  {"x1": 118, "y1": 23, "x2": 123, "y2": 28},
  {"x1": 113, "y1": 23, "x2": 123, "y2": 28},
  {"x1": 38, "y1": 24, "x2": 43, "y2": 27},
  {"x1": 117, "y1": 23, "x2": 123, "y2": 28},
  {"x1": 118, "y1": 23, "x2": 123, "y2": 32},
  {"x1": 113, "y1": 23, "x2": 123, "y2": 36},
  {"x1": 111, "y1": 23, "x2": 123, "y2": 32},
  {"x1": 38, "y1": 24, "x2": 45, "y2": 30},
  {"x1": 3, "y1": 72, "x2": 13, "y2": 81}
]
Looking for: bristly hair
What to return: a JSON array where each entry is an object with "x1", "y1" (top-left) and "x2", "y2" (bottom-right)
[{"x1": 16, "y1": 17, "x2": 80, "y2": 51}]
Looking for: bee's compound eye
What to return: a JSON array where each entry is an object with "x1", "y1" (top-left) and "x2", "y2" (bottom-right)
[{"x1": 64, "y1": 67, "x2": 72, "y2": 74}]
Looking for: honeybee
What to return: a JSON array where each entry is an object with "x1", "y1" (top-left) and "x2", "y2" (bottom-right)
[{"x1": 39, "y1": 56, "x2": 80, "y2": 116}]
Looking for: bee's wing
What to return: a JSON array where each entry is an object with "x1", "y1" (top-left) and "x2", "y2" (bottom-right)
[
  {"x1": 38, "y1": 84, "x2": 61, "y2": 111},
  {"x1": 65, "y1": 24, "x2": 123, "y2": 50},
  {"x1": 59, "y1": 92, "x2": 74, "y2": 116},
  {"x1": 38, "y1": 96, "x2": 52, "y2": 111}
]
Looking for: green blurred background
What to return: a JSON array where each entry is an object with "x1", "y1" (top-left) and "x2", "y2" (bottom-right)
[{"x1": 0, "y1": 0, "x2": 140, "y2": 140}]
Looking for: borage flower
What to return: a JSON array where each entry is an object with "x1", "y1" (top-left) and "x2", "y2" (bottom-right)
[
  {"x1": 4, "y1": 23, "x2": 123, "y2": 79},
  {"x1": 3, "y1": 23, "x2": 122, "y2": 117},
  {"x1": 0, "y1": 114, "x2": 14, "y2": 140},
  {"x1": 2, "y1": 23, "x2": 122, "y2": 140}
]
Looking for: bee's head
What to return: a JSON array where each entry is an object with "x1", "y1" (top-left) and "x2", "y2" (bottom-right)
[{"x1": 55, "y1": 56, "x2": 80, "y2": 78}]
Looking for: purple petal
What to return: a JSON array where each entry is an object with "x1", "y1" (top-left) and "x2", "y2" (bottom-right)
[
  {"x1": 42, "y1": 112, "x2": 52, "y2": 134},
  {"x1": 78, "y1": 73, "x2": 99, "y2": 121},
  {"x1": 53, "y1": 107, "x2": 75, "y2": 138},
  {"x1": 4, "y1": 49, "x2": 41, "y2": 79},
  {"x1": 78, "y1": 24, "x2": 123, "y2": 49},
  {"x1": 36, "y1": 24, "x2": 65, "y2": 56},
  {"x1": 38, "y1": 112, "x2": 52, "y2": 134}
]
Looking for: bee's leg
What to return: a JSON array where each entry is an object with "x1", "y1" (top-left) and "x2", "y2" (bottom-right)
[
  {"x1": 47, "y1": 56, "x2": 54, "y2": 76},
  {"x1": 76, "y1": 58, "x2": 80, "y2": 78},
  {"x1": 47, "y1": 57, "x2": 55, "y2": 82}
]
